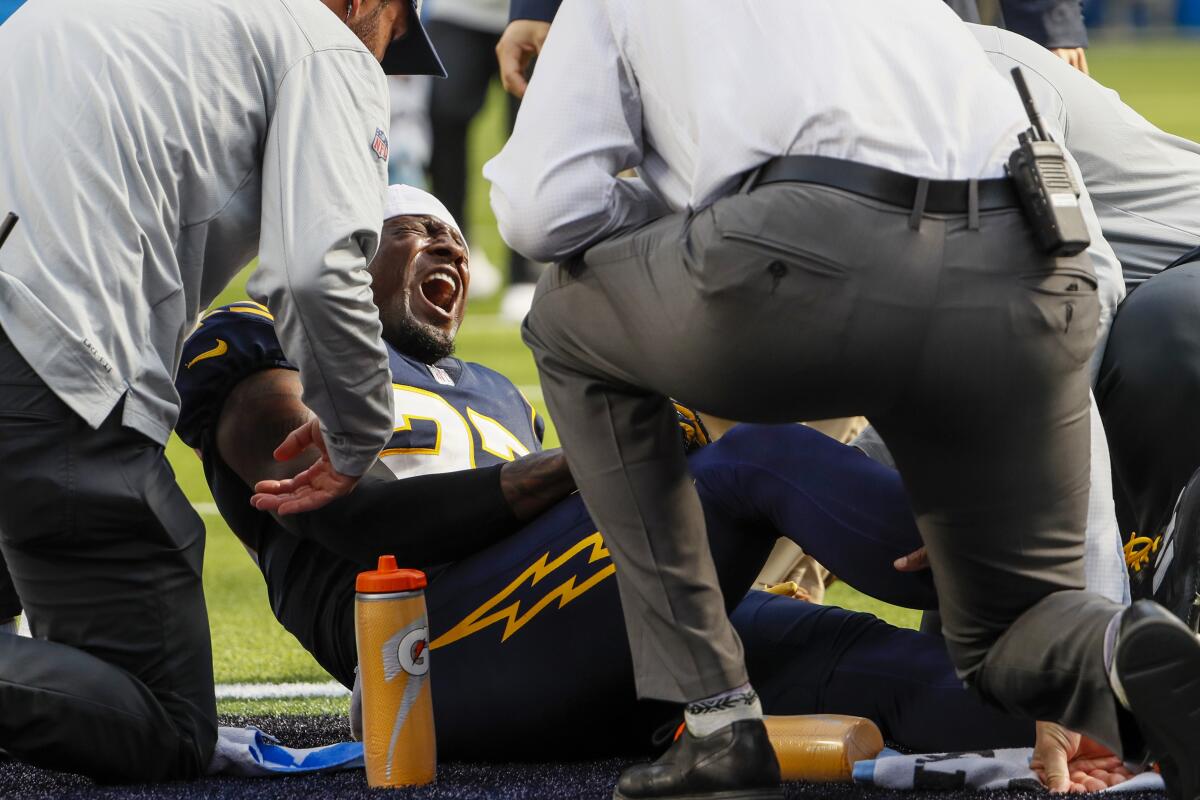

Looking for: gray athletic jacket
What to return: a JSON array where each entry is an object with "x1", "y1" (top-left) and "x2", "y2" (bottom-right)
[
  {"x1": 0, "y1": 0, "x2": 395, "y2": 476},
  {"x1": 969, "y1": 24, "x2": 1200, "y2": 292}
]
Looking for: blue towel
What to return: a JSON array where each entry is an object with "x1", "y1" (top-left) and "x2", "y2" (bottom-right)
[{"x1": 208, "y1": 726, "x2": 364, "y2": 777}]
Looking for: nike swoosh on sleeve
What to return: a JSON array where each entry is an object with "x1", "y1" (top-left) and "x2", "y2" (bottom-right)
[{"x1": 186, "y1": 339, "x2": 228, "y2": 369}]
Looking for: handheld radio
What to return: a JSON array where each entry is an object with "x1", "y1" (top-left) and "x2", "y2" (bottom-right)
[{"x1": 1005, "y1": 68, "x2": 1090, "y2": 256}]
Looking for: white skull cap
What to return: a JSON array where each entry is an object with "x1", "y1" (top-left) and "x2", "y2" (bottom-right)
[{"x1": 383, "y1": 184, "x2": 465, "y2": 248}]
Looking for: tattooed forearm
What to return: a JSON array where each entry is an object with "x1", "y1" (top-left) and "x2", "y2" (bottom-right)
[{"x1": 499, "y1": 448, "x2": 576, "y2": 522}]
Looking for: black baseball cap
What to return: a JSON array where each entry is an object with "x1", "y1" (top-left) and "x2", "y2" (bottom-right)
[{"x1": 382, "y1": 0, "x2": 447, "y2": 77}]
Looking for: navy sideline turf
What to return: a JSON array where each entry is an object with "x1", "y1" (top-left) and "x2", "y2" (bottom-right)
[{"x1": 0, "y1": 715, "x2": 1166, "y2": 800}]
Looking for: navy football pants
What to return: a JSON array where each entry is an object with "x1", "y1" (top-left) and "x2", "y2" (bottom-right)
[
  {"x1": 1098, "y1": 261, "x2": 1200, "y2": 537},
  {"x1": 207, "y1": 423, "x2": 1031, "y2": 757}
]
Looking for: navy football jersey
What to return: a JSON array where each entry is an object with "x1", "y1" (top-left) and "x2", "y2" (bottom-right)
[
  {"x1": 176, "y1": 302, "x2": 544, "y2": 475},
  {"x1": 381, "y1": 348, "x2": 544, "y2": 478}
]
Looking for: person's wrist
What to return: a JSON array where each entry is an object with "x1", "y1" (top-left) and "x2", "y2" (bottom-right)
[{"x1": 500, "y1": 449, "x2": 576, "y2": 520}]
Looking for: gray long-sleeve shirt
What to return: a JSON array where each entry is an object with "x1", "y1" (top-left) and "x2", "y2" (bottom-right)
[
  {"x1": 969, "y1": 24, "x2": 1200, "y2": 291},
  {"x1": 0, "y1": 0, "x2": 396, "y2": 476}
]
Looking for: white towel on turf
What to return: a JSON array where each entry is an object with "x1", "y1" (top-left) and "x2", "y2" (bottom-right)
[
  {"x1": 852, "y1": 748, "x2": 1165, "y2": 793},
  {"x1": 207, "y1": 726, "x2": 363, "y2": 777}
]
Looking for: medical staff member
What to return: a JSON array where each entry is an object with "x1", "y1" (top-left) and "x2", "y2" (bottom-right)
[{"x1": 0, "y1": 0, "x2": 443, "y2": 783}]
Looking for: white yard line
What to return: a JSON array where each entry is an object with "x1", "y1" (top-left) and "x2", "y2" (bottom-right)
[
  {"x1": 195, "y1": 501, "x2": 221, "y2": 516},
  {"x1": 215, "y1": 681, "x2": 349, "y2": 700}
]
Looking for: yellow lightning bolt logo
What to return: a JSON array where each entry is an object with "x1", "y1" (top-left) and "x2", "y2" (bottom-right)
[{"x1": 430, "y1": 532, "x2": 615, "y2": 650}]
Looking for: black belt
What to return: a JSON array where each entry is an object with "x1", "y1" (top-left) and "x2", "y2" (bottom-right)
[{"x1": 747, "y1": 155, "x2": 1019, "y2": 214}]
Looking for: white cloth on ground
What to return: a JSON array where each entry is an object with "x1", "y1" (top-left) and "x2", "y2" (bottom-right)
[{"x1": 853, "y1": 747, "x2": 1164, "y2": 793}]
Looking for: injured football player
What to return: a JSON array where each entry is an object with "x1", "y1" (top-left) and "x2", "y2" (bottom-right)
[{"x1": 174, "y1": 185, "x2": 1125, "y2": 786}]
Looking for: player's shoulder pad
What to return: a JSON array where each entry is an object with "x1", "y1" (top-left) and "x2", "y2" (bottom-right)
[
  {"x1": 175, "y1": 301, "x2": 297, "y2": 449},
  {"x1": 459, "y1": 360, "x2": 524, "y2": 397}
]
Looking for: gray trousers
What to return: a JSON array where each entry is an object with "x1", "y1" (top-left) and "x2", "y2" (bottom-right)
[
  {"x1": 522, "y1": 181, "x2": 1131, "y2": 752},
  {"x1": 0, "y1": 329, "x2": 216, "y2": 782}
]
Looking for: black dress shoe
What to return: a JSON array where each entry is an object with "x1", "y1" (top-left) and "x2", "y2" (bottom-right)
[
  {"x1": 1114, "y1": 600, "x2": 1200, "y2": 800},
  {"x1": 1129, "y1": 466, "x2": 1200, "y2": 632},
  {"x1": 614, "y1": 719, "x2": 782, "y2": 800}
]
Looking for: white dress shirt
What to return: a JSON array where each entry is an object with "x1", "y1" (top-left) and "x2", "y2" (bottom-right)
[
  {"x1": 969, "y1": 24, "x2": 1200, "y2": 289},
  {"x1": 0, "y1": 0, "x2": 396, "y2": 475},
  {"x1": 485, "y1": 0, "x2": 1029, "y2": 263}
]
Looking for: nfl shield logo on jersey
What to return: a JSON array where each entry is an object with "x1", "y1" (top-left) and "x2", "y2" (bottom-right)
[{"x1": 371, "y1": 128, "x2": 389, "y2": 161}]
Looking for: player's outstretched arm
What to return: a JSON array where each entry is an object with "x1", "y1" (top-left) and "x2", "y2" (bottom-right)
[{"x1": 217, "y1": 368, "x2": 570, "y2": 565}]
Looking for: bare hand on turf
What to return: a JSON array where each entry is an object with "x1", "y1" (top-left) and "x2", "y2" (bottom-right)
[{"x1": 1031, "y1": 721, "x2": 1133, "y2": 793}]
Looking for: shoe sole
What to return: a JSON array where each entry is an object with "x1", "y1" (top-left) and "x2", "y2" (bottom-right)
[
  {"x1": 1116, "y1": 614, "x2": 1200, "y2": 800},
  {"x1": 1156, "y1": 470, "x2": 1200, "y2": 632},
  {"x1": 613, "y1": 790, "x2": 783, "y2": 800}
]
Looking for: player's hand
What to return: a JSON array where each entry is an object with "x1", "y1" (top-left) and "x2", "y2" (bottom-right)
[
  {"x1": 250, "y1": 418, "x2": 362, "y2": 515},
  {"x1": 894, "y1": 546, "x2": 930, "y2": 572},
  {"x1": 1031, "y1": 721, "x2": 1132, "y2": 793},
  {"x1": 496, "y1": 19, "x2": 550, "y2": 98},
  {"x1": 1050, "y1": 47, "x2": 1089, "y2": 75}
]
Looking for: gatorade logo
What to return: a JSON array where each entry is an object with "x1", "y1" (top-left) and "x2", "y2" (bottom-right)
[
  {"x1": 397, "y1": 627, "x2": 429, "y2": 677},
  {"x1": 382, "y1": 619, "x2": 431, "y2": 681}
]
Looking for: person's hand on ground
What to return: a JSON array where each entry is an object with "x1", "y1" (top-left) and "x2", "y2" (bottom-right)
[
  {"x1": 1050, "y1": 47, "x2": 1089, "y2": 75},
  {"x1": 790, "y1": 585, "x2": 817, "y2": 603},
  {"x1": 1031, "y1": 721, "x2": 1132, "y2": 793},
  {"x1": 894, "y1": 546, "x2": 930, "y2": 572},
  {"x1": 250, "y1": 418, "x2": 362, "y2": 514},
  {"x1": 497, "y1": 19, "x2": 551, "y2": 98}
]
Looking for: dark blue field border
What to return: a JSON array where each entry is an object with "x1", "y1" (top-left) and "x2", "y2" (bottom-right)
[{"x1": 0, "y1": 715, "x2": 1167, "y2": 800}]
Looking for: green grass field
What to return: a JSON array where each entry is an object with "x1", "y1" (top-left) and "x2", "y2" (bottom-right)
[{"x1": 164, "y1": 40, "x2": 1200, "y2": 711}]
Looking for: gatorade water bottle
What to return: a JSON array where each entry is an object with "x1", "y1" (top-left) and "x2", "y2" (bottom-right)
[
  {"x1": 764, "y1": 714, "x2": 883, "y2": 782},
  {"x1": 355, "y1": 556, "x2": 436, "y2": 787}
]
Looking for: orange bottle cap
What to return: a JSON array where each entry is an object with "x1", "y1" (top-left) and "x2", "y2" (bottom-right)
[{"x1": 356, "y1": 555, "x2": 427, "y2": 593}]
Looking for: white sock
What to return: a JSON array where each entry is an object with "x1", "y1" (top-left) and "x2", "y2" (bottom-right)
[{"x1": 684, "y1": 683, "x2": 762, "y2": 738}]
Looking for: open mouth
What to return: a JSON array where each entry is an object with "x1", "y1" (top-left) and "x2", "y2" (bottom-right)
[{"x1": 419, "y1": 269, "x2": 460, "y2": 316}]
